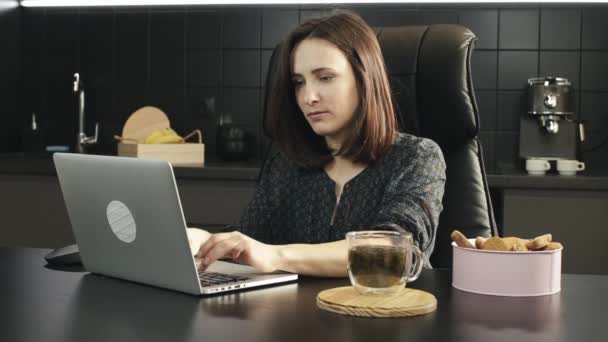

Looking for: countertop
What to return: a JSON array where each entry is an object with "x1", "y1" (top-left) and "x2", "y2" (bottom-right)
[
  {"x1": 2, "y1": 153, "x2": 608, "y2": 190},
  {"x1": 0, "y1": 153, "x2": 260, "y2": 181}
]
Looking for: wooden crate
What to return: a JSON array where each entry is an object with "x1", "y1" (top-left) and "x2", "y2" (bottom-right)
[{"x1": 118, "y1": 142, "x2": 205, "y2": 167}]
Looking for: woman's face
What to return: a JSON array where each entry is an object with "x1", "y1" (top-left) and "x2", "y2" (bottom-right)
[{"x1": 291, "y1": 38, "x2": 360, "y2": 149}]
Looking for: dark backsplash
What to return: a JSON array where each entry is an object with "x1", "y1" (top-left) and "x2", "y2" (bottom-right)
[
  {"x1": 2, "y1": 3, "x2": 608, "y2": 171},
  {"x1": 0, "y1": 1, "x2": 21, "y2": 157}
]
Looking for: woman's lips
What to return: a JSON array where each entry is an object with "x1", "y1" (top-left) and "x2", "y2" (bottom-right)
[{"x1": 307, "y1": 111, "x2": 329, "y2": 120}]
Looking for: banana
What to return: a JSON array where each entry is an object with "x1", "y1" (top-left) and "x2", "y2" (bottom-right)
[
  {"x1": 144, "y1": 128, "x2": 185, "y2": 144},
  {"x1": 152, "y1": 134, "x2": 184, "y2": 144},
  {"x1": 144, "y1": 129, "x2": 170, "y2": 144}
]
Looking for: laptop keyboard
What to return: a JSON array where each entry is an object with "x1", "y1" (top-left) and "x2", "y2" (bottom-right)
[{"x1": 198, "y1": 272, "x2": 250, "y2": 287}]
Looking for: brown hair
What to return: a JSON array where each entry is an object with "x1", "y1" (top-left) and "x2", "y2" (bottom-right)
[{"x1": 265, "y1": 10, "x2": 397, "y2": 168}]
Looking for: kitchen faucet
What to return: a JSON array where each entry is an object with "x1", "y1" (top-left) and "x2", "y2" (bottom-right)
[{"x1": 73, "y1": 73, "x2": 99, "y2": 153}]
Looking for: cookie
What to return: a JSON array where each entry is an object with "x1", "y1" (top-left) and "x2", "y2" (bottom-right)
[
  {"x1": 526, "y1": 234, "x2": 552, "y2": 250},
  {"x1": 475, "y1": 237, "x2": 487, "y2": 249},
  {"x1": 511, "y1": 240, "x2": 528, "y2": 251},
  {"x1": 542, "y1": 241, "x2": 563, "y2": 250},
  {"x1": 480, "y1": 237, "x2": 509, "y2": 251},
  {"x1": 451, "y1": 230, "x2": 475, "y2": 249},
  {"x1": 502, "y1": 237, "x2": 529, "y2": 251}
]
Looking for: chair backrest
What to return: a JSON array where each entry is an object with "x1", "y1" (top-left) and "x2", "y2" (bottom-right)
[{"x1": 261, "y1": 24, "x2": 497, "y2": 268}]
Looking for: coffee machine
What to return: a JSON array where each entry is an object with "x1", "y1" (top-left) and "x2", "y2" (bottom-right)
[{"x1": 519, "y1": 77, "x2": 584, "y2": 163}]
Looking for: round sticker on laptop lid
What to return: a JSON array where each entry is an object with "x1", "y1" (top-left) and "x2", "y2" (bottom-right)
[{"x1": 106, "y1": 200, "x2": 136, "y2": 243}]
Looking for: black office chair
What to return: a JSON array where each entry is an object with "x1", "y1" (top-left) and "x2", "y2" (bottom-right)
[{"x1": 261, "y1": 24, "x2": 497, "y2": 268}]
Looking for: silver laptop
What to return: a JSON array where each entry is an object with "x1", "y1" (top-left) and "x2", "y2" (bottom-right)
[{"x1": 53, "y1": 153, "x2": 297, "y2": 296}]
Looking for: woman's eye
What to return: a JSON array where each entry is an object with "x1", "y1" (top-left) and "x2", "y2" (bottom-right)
[
  {"x1": 320, "y1": 75, "x2": 334, "y2": 82},
  {"x1": 292, "y1": 79, "x2": 303, "y2": 87}
]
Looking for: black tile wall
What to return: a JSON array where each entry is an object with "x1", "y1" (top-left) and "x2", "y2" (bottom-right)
[
  {"x1": 187, "y1": 87, "x2": 219, "y2": 121},
  {"x1": 222, "y1": 9, "x2": 260, "y2": 49},
  {"x1": 582, "y1": 132, "x2": 608, "y2": 173},
  {"x1": 499, "y1": 9, "x2": 539, "y2": 50},
  {"x1": 582, "y1": 8, "x2": 608, "y2": 50},
  {"x1": 187, "y1": 51, "x2": 220, "y2": 86},
  {"x1": 261, "y1": 50, "x2": 273, "y2": 86},
  {"x1": 46, "y1": 12, "x2": 78, "y2": 53},
  {"x1": 475, "y1": 91, "x2": 497, "y2": 131},
  {"x1": 495, "y1": 132, "x2": 521, "y2": 173},
  {"x1": 222, "y1": 87, "x2": 261, "y2": 160},
  {"x1": 0, "y1": 4, "x2": 20, "y2": 153},
  {"x1": 471, "y1": 51, "x2": 497, "y2": 90},
  {"x1": 186, "y1": 11, "x2": 221, "y2": 50},
  {"x1": 478, "y1": 132, "x2": 495, "y2": 173},
  {"x1": 223, "y1": 50, "x2": 260, "y2": 87},
  {"x1": 222, "y1": 88, "x2": 260, "y2": 127},
  {"x1": 79, "y1": 11, "x2": 113, "y2": 120},
  {"x1": 358, "y1": 9, "x2": 457, "y2": 27},
  {"x1": 21, "y1": 9, "x2": 44, "y2": 51},
  {"x1": 19, "y1": 14, "x2": 45, "y2": 153},
  {"x1": 539, "y1": 51, "x2": 580, "y2": 89},
  {"x1": 0, "y1": 17, "x2": 19, "y2": 83},
  {"x1": 571, "y1": 91, "x2": 580, "y2": 120},
  {"x1": 186, "y1": 86, "x2": 220, "y2": 159},
  {"x1": 498, "y1": 51, "x2": 538, "y2": 90},
  {"x1": 540, "y1": 9, "x2": 581, "y2": 50},
  {"x1": 300, "y1": 9, "x2": 332, "y2": 23},
  {"x1": 581, "y1": 52, "x2": 608, "y2": 91},
  {"x1": 78, "y1": 9, "x2": 113, "y2": 153},
  {"x1": 150, "y1": 11, "x2": 185, "y2": 84},
  {"x1": 458, "y1": 10, "x2": 498, "y2": 50},
  {"x1": 11, "y1": 4, "x2": 608, "y2": 171},
  {"x1": 497, "y1": 91, "x2": 527, "y2": 131},
  {"x1": 580, "y1": 92, "x2": 608, "y2": 134},
  {"x1": 114, "y1": 12, "x2": 149, "y2": 130},
  {"x1": 261, "y1": 10, "x2": 298, "y2": 49},
  {"x1": 150, "y1": 11, "x2": 186, "y2": 137},
  {"x1": 44, "y1": 12, "x2": 79, "y2": 147}
]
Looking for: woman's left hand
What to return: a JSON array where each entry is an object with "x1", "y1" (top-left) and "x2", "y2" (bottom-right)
[{"x1": 195, "y1": 231, "x2": 280, "y2": 273}]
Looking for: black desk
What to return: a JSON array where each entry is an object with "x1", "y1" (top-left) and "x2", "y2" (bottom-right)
[{"x1": 1, "y1": 247, "x2": 606, "y2": 342}]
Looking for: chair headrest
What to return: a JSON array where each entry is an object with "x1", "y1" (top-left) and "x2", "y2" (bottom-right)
[{"x1": 375, "y1": 24, "x2": 480, "y2": 148}]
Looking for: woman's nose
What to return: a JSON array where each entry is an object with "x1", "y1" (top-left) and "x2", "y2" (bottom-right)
[{"x1": 301, "y1": 84, "x2": 320, "y2": 105}]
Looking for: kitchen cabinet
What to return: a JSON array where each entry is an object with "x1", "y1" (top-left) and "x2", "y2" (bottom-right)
[
  {"x1": 0, "y1": 174, "x2": 74, "y2": 248},
  {"x1": 0, "y1": 173, "x2": 256, "y2": 249},
  {"x1": 488, "y1": 174, "x2": 608, "y2": 275},
  {"x1": 495, "y1": 188, "x2": 608, "y2": 275}
]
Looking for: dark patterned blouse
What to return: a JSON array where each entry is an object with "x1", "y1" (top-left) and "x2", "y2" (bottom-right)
[{"x1": 229, "y1": 133, "x2": 446, "y2": 268}]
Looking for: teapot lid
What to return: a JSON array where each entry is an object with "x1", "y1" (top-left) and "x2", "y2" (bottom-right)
[{"x1": 528, "y1": 77, "x2": 571, "y2": 86}]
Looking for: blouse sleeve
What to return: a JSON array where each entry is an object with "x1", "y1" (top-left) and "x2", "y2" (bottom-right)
[
  {"x1": 368, "y1": 138, "x2": 446, "y2": 268},
  {"x1": 222, "y1": 152, "x2": 288, "y2": 243}
]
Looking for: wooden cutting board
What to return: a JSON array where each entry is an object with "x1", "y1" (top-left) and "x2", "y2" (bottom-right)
[
  {"x1": 316, "y1": 286, "x2": 437, "y2": 318},
  {"x1": 121, "y1": 106, "x2": 170, "y2": 143}
]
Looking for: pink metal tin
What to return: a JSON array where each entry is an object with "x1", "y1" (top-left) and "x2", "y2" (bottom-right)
[{"x1": 452, "y1": 239, "x2": 562, "y2": 296}]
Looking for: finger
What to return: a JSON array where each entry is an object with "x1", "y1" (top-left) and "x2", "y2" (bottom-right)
[
  {"x1": 187, "y1": 228, "x2": 210, "y2": 256},
  {"x1": 202, "y1": 236, "x2": 241, "y2": 264},
  {"x1": 231, "y1": 249, "x2": 242, "y2": 260},
  {"x1": 195, "y1": 232, "x2": 234, "y2": 259},
  {"x1": 199, "y1": 236, "x2": 244, "y2": 270},
  {"x1": 194, "y1": 257, "x2": 202, "y2": 270}
]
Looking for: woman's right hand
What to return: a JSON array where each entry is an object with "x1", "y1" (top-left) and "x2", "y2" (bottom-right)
[
  {"x1": 186, "y1": 227, "x2": 211, "y2": 257},
  {"x1": 195, "y1": 231, "x2": 280, "y2": 273}
]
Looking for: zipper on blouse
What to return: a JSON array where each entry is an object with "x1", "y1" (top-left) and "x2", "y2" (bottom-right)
[{"x1": 329, "y1": 186, "x2": 342, "y2": 226}]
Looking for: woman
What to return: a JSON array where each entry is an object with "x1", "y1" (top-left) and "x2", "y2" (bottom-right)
[{"x1": 188, "y1": 11, "x2": 446, "y2": 277}]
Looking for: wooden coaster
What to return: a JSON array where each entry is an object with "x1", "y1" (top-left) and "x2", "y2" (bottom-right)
[{"x1": 316, "y1": 286, "x2": 437, "y2": 318}]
